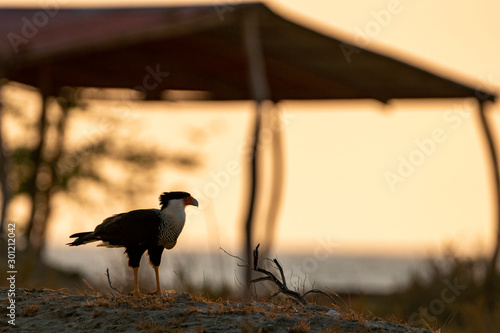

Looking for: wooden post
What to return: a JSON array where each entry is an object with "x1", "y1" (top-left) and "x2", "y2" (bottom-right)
[
  {"x1": 242, "y1": 6, "x2": 270, "y2": 295},
  {"x1": 0, "y1": 64, "x2": 8, "y2": 234},
  {"x1": 477, "y1": 99, "x2": 500, "y2": 312},
  {"x1": 262, "y1": 105, "x2": 285, "y2": 257}
]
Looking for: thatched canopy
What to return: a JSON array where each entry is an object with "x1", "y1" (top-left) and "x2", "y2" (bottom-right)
[{"x1": 0, "y1": 3, "x2": 495, "y2": 102}]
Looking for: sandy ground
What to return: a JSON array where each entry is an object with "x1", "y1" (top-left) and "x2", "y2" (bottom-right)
[{"x1": 0, "y1": 288, "x2": 432, "y2": 333}]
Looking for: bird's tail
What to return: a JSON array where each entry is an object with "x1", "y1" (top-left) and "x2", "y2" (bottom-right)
[{"x1": 67, "y1": 232, "x2": 99, "y2": 246}]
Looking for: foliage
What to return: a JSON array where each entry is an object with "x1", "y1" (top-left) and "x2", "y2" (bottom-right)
[
  {"x1": 0, "y1": 85, "x2": 199, "y2": 259},
  {"x1": 342, "y1": 249, "x2": 500, "y2": 333}
]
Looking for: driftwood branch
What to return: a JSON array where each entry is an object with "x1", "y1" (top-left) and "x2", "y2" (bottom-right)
[
  {"x1": 220, "y1": 247, "x2": 246, "y2": 263},
  {"x1": 221, "y1": 244, "x2": 336, "y2": 306},
  {"x1": 105, "y1": 268, "x2": 122, "y2": 297},
  {"x1": 274, "y1": 258, "x2": 287, "y2": 287},
  {"x1": 303, "y1": 289, "x2": 337, "y2": 304},
  {"x1": 250, "y1": 244, "x2": 307, "y2": 305}
]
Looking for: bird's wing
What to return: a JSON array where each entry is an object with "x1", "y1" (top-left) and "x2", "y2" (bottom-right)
[{"x1": 93, "y1": 209, "x2": 161, "y2": 247}]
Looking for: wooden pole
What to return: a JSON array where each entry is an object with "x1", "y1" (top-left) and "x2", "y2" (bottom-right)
[
  {"x1": 262, "y1": 106, "x2": 285, "y2": 257},
  {"x1": 242, "y1": 6, "x2": 270, "y2": 295},
  {"x1": 477, "y1": 99, "x2": 500, "y2": 312},
  {"x1": 0, "y1": 65, "x2": 8, "y2": 234}
]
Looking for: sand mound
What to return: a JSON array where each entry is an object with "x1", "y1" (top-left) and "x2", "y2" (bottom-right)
[{"x1": 1, "y1": 288, "x2": 432, "y2": 332}]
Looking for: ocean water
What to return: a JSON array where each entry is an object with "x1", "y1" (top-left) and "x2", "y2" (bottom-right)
[{"x1": 46, "y1": 245, "x2": 428, "y2": 294}]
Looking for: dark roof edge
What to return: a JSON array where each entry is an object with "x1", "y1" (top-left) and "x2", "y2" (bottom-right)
[{"x1": 259, "y1": 2, "x2": 497, "y2": 103}]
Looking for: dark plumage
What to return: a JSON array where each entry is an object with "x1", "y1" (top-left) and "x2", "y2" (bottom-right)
[{"x1": 67, "y1": 191, "x2": 198, "y2": 297}]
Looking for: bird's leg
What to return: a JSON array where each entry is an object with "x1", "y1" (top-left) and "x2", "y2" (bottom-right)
[
  {"x1": 151, "y1": 266, "x2": 162, "y2": 295},
  {"x1": 133, "y1": 267, "x2": 142, "y2": 298}
]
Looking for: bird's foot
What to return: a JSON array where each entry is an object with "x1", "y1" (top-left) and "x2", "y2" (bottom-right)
[
  {"x1": 148, "y1": 289, "x2": 162, "y2": 296},
  {"x1": 130, "y1": 290, "x2": 142, "y2": 299}
]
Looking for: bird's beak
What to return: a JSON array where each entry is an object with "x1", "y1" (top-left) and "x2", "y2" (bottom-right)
[{"x1": 184, "y1": 196, "x2": 199, "y2": 207}]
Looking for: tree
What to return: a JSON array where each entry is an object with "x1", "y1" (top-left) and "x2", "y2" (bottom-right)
[{"x1": 0, "y1": 84, "x2": 199, "y2": 262}]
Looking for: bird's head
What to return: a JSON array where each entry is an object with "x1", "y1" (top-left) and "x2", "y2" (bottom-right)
[{"x1": 159, "y1": 191, "x2": 199, "y2": 210}]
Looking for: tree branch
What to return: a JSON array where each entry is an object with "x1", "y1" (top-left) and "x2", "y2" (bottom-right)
[
  {"x1": 105, "y1": 268, "x2": 122, "y2": 297},
  {"x1": 220, "y1": 247, "x2": 247, "y2": 264},
  {"x1": 302, "y1": 289, "x2": 337, "y2": 304},
  {"x1": 223, "y1": 243, "x2": 336, "y2": 307},
  {"x1": 274, "y1": 258, "x2": 287, "y2": 287}
]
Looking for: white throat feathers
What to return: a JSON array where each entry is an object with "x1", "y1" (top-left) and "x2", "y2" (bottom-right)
[{"x1": 157, "y1": 198, "x2": 187, "y2": 249}]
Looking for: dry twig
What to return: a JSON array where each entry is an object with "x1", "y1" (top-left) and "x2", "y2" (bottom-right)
[
  {"x1": 221, "y1": 244, "x2": 337, "y2": 306},
  {"x1": 105, "y1": 268, "x2": 122, "y2": 297}
]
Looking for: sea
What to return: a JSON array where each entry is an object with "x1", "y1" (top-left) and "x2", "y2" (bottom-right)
[{"x1": 46, "y1": 245, "x2": 430, "y2": 294}]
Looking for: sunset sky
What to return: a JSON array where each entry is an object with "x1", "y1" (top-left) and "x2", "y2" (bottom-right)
[{"x1": 2, "y1": 0, "x2": 500, "y2": 259}]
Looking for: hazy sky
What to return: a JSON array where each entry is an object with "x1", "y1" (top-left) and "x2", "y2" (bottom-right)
[{"x1": 3, "y1": 0, "x2": 500, "y2": 257}]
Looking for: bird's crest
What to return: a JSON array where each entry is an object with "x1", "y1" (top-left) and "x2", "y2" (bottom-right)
[{"x1": 159, "y1": 191, "x2": 191, "y2": 209}]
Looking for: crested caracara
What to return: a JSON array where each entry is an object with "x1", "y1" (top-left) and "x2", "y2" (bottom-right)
[{"x1": 67, "y1": 191, "x2": 198, "y2": 297}]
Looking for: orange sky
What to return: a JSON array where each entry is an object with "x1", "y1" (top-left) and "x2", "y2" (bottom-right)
[{"x1": 3, "y1": 0, "x2": 500, "y2": 257}]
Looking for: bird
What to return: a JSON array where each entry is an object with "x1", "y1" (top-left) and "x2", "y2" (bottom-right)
[{"x1": 67, "y1": 191, "x2": 198, "y2": 297}]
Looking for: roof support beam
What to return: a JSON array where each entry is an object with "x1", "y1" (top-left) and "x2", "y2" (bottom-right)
[
  {"x1": 0, "y1": 64, "x2": 8, "y2": 234},
  {"x1": 242, "y1": 6, "x2": 270, "y2": 295},
  {"x1": 478, "y1": 99, "x2": 500, "y2": 312}
]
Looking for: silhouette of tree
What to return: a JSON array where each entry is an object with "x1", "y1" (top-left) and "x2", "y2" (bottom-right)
[{"x1": 0, "y1": 85, "x2": 199, "y2": 262}]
